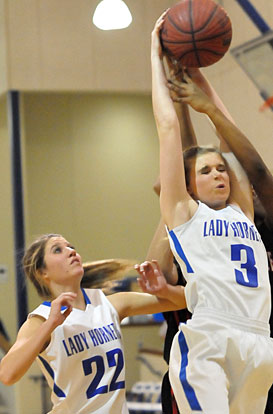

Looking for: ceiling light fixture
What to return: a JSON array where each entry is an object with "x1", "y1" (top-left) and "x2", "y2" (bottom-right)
[{"x1": 93, "y1": 0, "x2": 132, "y2": 31}]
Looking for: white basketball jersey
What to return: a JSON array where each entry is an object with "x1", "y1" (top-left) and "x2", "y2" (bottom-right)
[
  {"x1": 29, "y1": 289, "x2": 128, "y2": 414},
  {"x1": 168, "y1": 202, "x2": 271, "y2": 329}
]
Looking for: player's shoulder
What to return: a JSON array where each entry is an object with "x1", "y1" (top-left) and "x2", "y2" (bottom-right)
[
  {"x1": 17, "y1": 313, "x2": 46, "y2": 340},
  {"x1": 28, "y1": 301, "x2": 52, "y2": 320}
]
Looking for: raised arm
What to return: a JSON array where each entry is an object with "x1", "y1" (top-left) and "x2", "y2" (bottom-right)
[
  {"x1": 168, "y1": 73, "x2": 254, "y2": 220},
  {"x1": 146, "y1": 71, "x2": 197, "y2": 285},
  {"x1": 186, "y1": 68, "x2": 235, "y2": 126},
  {"x1": 188, "y1": 69, "x2": 256, "y2": 220},
  {"x1": 185, "y1": 66, "x2": 254, "y2": 206},
  {"x1": 151, "y1": 13, "x2": 197, "y2": 230},
  {"x1": 171, "y1": 66, "x2": 197, "y2": 149},
  {"x1": 196, "y1": 80, "x2": 273, "y2": 226}
]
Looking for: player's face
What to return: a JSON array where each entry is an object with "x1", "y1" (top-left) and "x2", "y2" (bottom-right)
[
  {"x1": 188, "y1": 152, "x2": 230, "y2": 209},
  {"x1": 42, "y1": 236, "x2": 84, "y2": 286}
]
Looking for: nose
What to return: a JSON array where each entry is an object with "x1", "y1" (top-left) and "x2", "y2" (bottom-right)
[
  {"x1": 68, "y1": 246, "x2": 76, "y2": 256},
  {"x1": 213, "y1": 169, "x2": 221, "y2": 178}
]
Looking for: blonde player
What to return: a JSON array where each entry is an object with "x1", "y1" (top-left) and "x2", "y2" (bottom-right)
[{"x1": 0, "y1": 233, "x2": 186, "y2": 414}]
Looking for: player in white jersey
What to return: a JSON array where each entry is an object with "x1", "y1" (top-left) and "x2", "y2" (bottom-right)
[
  {"x1": 0, "y1": 234, "x2": 187, "y2": 414},
  {"x1": 168, "y1": 201, "x2": 270, "y2": 324},
  {"x1": 140, "y1": 11, "x2": 273, "y2": 414},
  {"x1": 29, "y1": 288, "x2": 127, "y2": 414}
]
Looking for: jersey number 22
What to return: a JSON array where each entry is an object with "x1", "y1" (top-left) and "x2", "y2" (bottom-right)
[{"x1": 82, "y1": 347, "x2": 125, "y2": 399}]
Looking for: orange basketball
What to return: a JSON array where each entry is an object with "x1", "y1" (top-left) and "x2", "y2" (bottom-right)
[{"x1": 161, "y1": 0, "x2": 232, "y2": 67}]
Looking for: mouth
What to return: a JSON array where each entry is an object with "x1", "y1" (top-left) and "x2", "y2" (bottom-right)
[
  {"x1": 71, "y1": 258, "x2": 80, "y2": 265},
  {"x1": 216, "y1": 184, "x2": 225, "y2": 189}
]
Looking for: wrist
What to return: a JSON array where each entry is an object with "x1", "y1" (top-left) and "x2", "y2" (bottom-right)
[
  {"x1": 43, "y1": 317, "x2": 59, "y2": 333},
  {"x1": 204, "y1": 101, "x2": 219, "y2": 117}
]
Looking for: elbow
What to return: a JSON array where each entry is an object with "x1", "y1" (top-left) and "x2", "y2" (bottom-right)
[
  {"x1": 159, "y1": 118, "x2": 179, "y2": 132},
  {"x1": 247, "y1": 160, "x2": 273, "y2": 200},
  {"x1": 248, "y1": 158, "x2": 269, "y2": 182},
  {"x1": 0, "y1": 374, "x2": 15, "y2": 387},
  {"x1": 155, "y1": 111, "x2": 180, "y2": 131},
  {"x1": 252, "y1": 159, "x2": 267, "y2": 175},
  {"x1": 1, "y1": 378, "x2": 15, "y2": 387},
  {"x1": 0, "y1": 366, "x2": 18, "y2": 386}
]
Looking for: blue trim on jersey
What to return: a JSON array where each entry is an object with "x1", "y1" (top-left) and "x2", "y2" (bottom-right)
[
  {"x1": 43, "y1": 288, "x2": 91, "y2": 309},
  {"x1": 42, "y1": 301, "x2": 51, "y2": 307},
  {"x1": 82, "y1": 288, "x2": 91, "y2": 305},
  {"x1": 38, "y1": 355, "x2": 66, "y2": 398},
  {"x1": 178, "y1": 331, "x2": 202, "y2": 411},
  {"x1": 42, "y1": 301, "x2": 67, "y2": 311},
  {"x1": 169, "y1": 230, "x2": 194, "y2": 273}
]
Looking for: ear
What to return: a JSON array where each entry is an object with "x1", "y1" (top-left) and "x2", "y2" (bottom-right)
[{"x1": 38, "y1": 268, "x2": 50, "y2": 285}]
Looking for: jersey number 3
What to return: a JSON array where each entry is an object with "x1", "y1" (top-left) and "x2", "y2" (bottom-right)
[
  {"x1": 82, "y1": 347, "x2": 125, "y2": 399},
  {"x1": 231, "y1": 244, "x2": 258, "y2": 288}
]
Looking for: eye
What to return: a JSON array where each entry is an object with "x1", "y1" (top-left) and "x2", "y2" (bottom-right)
[
  {"x1": 217, "y1": 165, "x2": 226, "y2": 172},
  {"x1": 200, "y1": 168, "x2": 210, "y2": 175},
  {"x1": 53, "y1": 246, "x2": 62, "y2": 253}
]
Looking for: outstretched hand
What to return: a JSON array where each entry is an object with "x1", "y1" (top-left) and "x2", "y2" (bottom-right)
[
  {"x1": 167, "y1": 72, "x2": 214, "y2": 114},
  {"x1": 151, "y1": 9, "x2": 169, "y2": 59},
  {"x1": 135, "y1": 260, "x2": 168, "y2": 298}
]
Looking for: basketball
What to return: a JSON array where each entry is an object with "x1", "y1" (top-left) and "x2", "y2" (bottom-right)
[{"x1": 160, "y1": 0, "x2": 232, "y2": 67}]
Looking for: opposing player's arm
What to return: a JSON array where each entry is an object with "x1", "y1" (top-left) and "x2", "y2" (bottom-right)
[
  {"x1": 205, "y1": 106, "x2": 273, "y2": 226},
  {"x1": 204, "y1": 105, "x2": 255, "y2": 221},
  {"x1": 186, "y1": 68, "x2": 235, "y2": 125},
  {"x1": 189, "y1": 69, "x2": 254, "y2": 218},
  {"x1": 188, "y1": 69, "x2": 273, "y2": 222},
  {"x1": 168, "y1": 72, "x2": 254, "y2": 220}
]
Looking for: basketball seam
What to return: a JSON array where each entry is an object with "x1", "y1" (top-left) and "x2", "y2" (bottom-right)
[
  {"x1": 166, "y1": 4, "x2": 227, "y2": 36},
  {"x1": 161, "y1": 28, "x2": 232, "y2": 45},
  {"x1": 198, "y1": 4, "x2": 219, "y2": 34},
  {"x1": 196, "y1": 15, "x2": 230, "y2": 35},
  {"x1": 177, "y1": 48, "x2": 225, "y2": 61},
  {"x1": 189, "y1": 0, "x2": 201, "y2": 68}
]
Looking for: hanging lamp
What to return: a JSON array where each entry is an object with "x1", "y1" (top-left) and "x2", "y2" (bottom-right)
[{"x1": 93, "y1": 0, "x2": 132, "y2": 30}]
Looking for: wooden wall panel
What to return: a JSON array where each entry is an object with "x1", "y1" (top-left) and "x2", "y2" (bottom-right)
[
  {"x1": 1, "y1": 0, "x2": 272, "y2": 92},
  {"x1": 0, "y1": 0, "x2": 8, "y2": 93}
]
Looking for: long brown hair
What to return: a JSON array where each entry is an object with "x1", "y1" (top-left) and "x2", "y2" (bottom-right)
[
  {"x1": 23, "y1": 234, "x2": 61, "y2": 299},
  {"x1": 81, "y1": 259, "x2": 135, "y2": 291},
  {"x1": 23, "y1": 233, "x2": 136, "y2": 299}
]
